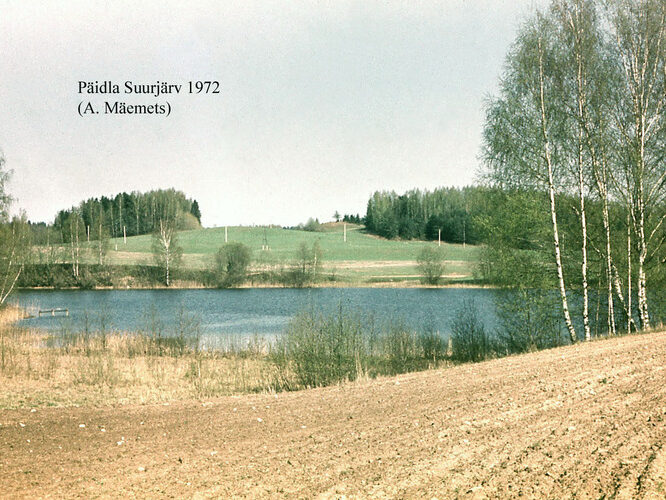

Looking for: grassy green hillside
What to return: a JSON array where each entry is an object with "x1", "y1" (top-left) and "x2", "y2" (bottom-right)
[{"x1": 83, "y1": 223, "x2": 480, "y2": 284}]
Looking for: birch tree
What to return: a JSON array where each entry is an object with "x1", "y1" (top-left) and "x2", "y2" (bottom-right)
[
  {"x1": 553, "y1": 0, "x2": 597, "y2": 340},
  {"x1": 605, "y1": 0, "x2": 666, "y2": 330},
  {"x1": 483, "y1": 14, "x2": 579, "y2": 343},
  {"x1": 152, "y1": 217, "x2": 182, "y2": 286},
  {"x1": 483, "y1": 0, "x2": 665, "y2": 338},
  {"x1": 553, "y1": 0, "x2": 640, "y2": 334},
  {"x1": 0, "y1": 153, "x2": 29, "y2": 304},
  {"x1": 0, "y1": 215, "x2": 30, "y2": 304},
  {"x1": 94, "y1": 206, "x2": 109, "y2": 266},
  {"x1": 68, "y1": 209, "x2": 82, "y2": 277},
  {"x1": 552, "y1": 0, "x2": 636, "y2": 337}
]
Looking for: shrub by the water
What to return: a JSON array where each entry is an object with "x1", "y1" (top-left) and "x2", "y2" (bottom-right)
[
  {"x1": 419, "y1": 324, "x2": 447, "y2": 362},
  {"x1": 18, "y1": 263, "x2": 212, "y2": 289},
  {"x1": 272, "y1": 306, "x2": 449, "y2": 389},
  {"x1": 450, "y1": 300, "x2": 489, "y2": 362},
  {"x1": 416, "y1": 246, "x2": 446, "y2": 285},
  {"x1": 215, "y1": 242, "x2": 252, "y2": 288},
  {"x1": 272, "y1": 307, "x2": 366, "y2": 388},
  {"x1": 495, "y1": 290, "x2": 565, "y2": 354}
]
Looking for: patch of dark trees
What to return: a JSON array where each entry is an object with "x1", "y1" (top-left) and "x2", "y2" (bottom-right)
[
  {"x1": 30, "y1": 189, "x2": 202, "y2": 244},
  {"x1": 341, "y1": 214, "x2": 362, "y2": 224},
  {"x1": 363, "y1": 186, "x2": 486, "y2": 244}
]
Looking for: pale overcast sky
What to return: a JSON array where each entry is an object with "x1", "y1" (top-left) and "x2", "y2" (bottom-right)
[{"x1": 0, "y1": 0, "x2": 544, "y2": 227}]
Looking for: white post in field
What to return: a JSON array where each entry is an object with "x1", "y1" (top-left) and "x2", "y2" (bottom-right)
[
  {"x1": 343, "y1": 223, "x2": 347, "y2": 243},
  {"x1": 87, "y1": 225, "x2": 90, "y2": 242},
  {"x1": 123, "y1": 225, "x2": 127, "y2": 244},
  {"x1": 438, "y1": 229, "x2": 441, "y2": 247},
  {"x1": 225, "y1": 226, "x2": 228, "y2": 243}
]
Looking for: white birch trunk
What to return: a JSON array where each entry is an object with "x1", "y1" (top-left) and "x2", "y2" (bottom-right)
[
  {"x1": 627, "y1": 213, "x2": 632, "y2": 333},
  {"x1": 159, "y1": 219, "x2": 172, "y2": 286},
  {"x1": 636, "y1": 186, "x2": 650, "y2": 329},
  {"x1": 567, "y1": 1, "x2": 592, "y2": 340},
  {"x1": 98, "y1": 217, "x2": 103, "y2": 266},
  {"x1": 0, "y1": 224, "x2": 25, "y2": 305},
  {"x1": 578, "y1": 169, "x2": 591, "y2": 341},
  {"x1": 75, "y1": 217, "x2": 79, "y2": 278},
  {"x1": 538, "y1": 37, "x2": 578, "y2": 343}
]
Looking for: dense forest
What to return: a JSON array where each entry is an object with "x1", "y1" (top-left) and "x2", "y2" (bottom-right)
[
  {"x1": 363, "y1": 186, "x2": 486, "y2": 244},
  {"x1": 30, "y1": 189, "x2": 201, "y2": 245}
]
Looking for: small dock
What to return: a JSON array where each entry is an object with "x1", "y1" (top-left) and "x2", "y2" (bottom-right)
[{"x1": 38, "y1": 308, "x2": 69, "y2": 317}]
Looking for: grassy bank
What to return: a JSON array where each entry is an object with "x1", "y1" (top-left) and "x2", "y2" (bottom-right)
[{"x1": 0, "y1": 326, "x2": 278, "y2": 409}]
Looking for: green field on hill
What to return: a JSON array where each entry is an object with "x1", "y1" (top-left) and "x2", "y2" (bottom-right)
[{"x1": 80, "y1": 223, "x2": 480, "y2": 284}]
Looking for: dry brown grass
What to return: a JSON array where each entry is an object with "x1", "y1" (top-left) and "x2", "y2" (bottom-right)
[
  {"x1": 0, "y1": 309, "x2": 283, "y2": 409},
  {"x1": 0, "y1": 305, "x2": 452, "y2": 409}
]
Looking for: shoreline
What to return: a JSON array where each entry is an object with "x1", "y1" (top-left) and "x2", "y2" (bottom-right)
[{"x1": 16, "y1": 280, "x2": 496, "y2": 291}]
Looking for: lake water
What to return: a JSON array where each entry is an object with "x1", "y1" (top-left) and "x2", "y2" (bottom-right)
[{"x1": 13, "y1": 288, "x2": 500, "y2": 347}]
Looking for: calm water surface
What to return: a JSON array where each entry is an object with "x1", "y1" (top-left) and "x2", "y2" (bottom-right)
[{"x1": 13, "y1": 288, "x2": 499, "y2": 347}]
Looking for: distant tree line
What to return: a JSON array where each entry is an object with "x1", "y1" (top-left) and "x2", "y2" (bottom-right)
[
  {"x1": 50, "y1": 189, "x2": 201, "y2": 244},
  {"x1": 341, "y1": 214, "x2": 362, "y2": 224},
  {"x1": 364, "y1": 186, "x2": 487, "y2": 244}
]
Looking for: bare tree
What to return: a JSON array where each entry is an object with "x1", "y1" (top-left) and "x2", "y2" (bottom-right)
[
  {"x1": 0, "y1": 153, "x2": 29, "y2": 304},
  {"x1": 67, "y1": 210, "x2": 82, "y2": 278},
  {"x1": 0, "y1": 215, "x2": 30, "y2": 304},
  {"x1": 94, "y1": 206, "x2": 109, "y2": 266},
  {"x1": 152, "y1": 218, "x2": 182, "y2": 286},
  {"x1": 289, "y1": 240, "x2": 323, "y2": 287}
]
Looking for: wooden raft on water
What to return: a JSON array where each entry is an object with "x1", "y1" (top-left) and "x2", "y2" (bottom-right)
[{"x1": 38, "y1": 308, "x2": 69, "y2": 317}]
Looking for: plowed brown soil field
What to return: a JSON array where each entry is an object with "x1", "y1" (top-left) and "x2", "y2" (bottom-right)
[{"x1": 1, "y1": 330, "x2": 665, "y2": 499}]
